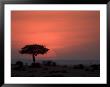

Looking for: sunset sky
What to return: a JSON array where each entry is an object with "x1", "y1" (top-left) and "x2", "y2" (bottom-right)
[{"x1": 11, "y1": 11, "x2": 100, "y2": 63}]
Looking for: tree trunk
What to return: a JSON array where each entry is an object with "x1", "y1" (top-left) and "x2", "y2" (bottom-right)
[{"x1": 32, "y1": 54, "x2": 35, "y2": 64}]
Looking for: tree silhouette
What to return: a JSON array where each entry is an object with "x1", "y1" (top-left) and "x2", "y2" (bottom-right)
[{"x1": 19, "y1": 44, "x2": 49, "y2": 64}]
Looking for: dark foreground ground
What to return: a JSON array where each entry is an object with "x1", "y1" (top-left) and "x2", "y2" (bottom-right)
[{"x1": 11, "y1": 61, "x2": 100, "y2": 77}]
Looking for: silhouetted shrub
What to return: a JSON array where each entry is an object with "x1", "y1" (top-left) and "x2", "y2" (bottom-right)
[
  {"x1": 52, "y1": 62, "x2": 57, "y2": 66},
  {"x1": 42, "y1": 61, "x2": 46, "y2": 65},
  {"x1": 42, "y1": 60, "x2": 56, "y2": 66},
  {"x1": 13, "y1": 61, "x2": 25, "y2": 70},
  {"x1": 46, "y1": 61, "x2": 52, "y2": 66},
  {"x1": 15, "y1": 61, "x2": 23, "y2": 67}
]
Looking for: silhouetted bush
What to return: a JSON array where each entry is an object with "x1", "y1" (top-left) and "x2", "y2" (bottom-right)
[
  {"x1": 15, "y1": 61, "x2": 24, "y2": 67},
  {"x1": 42, "y1": 61, "x2": 46, "y2": 65},
  {"x1": 51, "y1": 62, "x2": 57, "y2": 66},
  {"x1": 42, "y1": 60, "x2": 56, "y2": 66},
  {"x1": 46, "y1": 61, "x2": 52, "y2": 66},
  {"x1": 13, "y1": 61, "x2": 24, "y2": 70}
]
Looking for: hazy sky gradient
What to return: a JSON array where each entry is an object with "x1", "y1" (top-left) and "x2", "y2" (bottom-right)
[{"x1": 11, "y1": 11, "x2": 100, "y2": 62}]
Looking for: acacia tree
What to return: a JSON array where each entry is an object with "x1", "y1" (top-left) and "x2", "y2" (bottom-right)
[{"x1": 19, "y1": 44, "x2": 49, "y2": 64}]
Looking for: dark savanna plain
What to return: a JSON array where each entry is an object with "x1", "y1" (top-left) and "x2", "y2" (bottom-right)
[{"x1": 11, "y1": 11, "x2": 100, "y2": 77}]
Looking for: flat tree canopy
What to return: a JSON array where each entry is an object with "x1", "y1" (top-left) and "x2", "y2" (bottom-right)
[{"x1": 19, "y1": 44, "x2": 49, "y2": 64}]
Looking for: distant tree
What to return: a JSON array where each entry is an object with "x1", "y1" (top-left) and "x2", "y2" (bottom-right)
[{"x1": 19, "y1": 44, "x2": 49, "y2": 64}]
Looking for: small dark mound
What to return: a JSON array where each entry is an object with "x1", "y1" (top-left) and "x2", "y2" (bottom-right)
[{"x1": 13, "y1": 61, "x2": 24, "y2": 70}]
